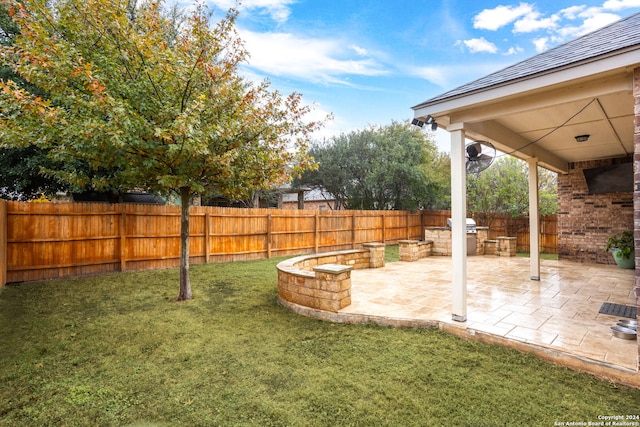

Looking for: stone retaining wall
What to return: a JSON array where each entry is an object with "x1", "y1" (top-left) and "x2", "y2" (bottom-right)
[{"x1": 276, "y1": 243, "x2": 385, "y2": 312}]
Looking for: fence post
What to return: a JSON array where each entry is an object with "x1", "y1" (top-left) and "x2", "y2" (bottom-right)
[
  {"x1": 406, "y1": 212, "x2": 410, "y2": 239},
  {"x1": 119, "y1": 204, "x2": 127, "y2": 271},
  {"x1": 0, "y1": 199, "x2": 7, "y2": 287},
  {"x1": 381, "y1": 212, "x2": 386, "y2": 244},
  {"x1": 267, "y1": 214, "x2": 272, "y2": 259},
  {"x1": 351, "y1": 212, "x2": 356, "y2": 249},
  {"x1": 205, "y1": 212, "x2": 210, "y2": 264},
  {"x1": 314, "y1": 212, "x2": 319, "y2": 253}
]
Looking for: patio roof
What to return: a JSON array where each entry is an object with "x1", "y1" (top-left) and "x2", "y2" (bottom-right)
[{"x1": 412, "y1": 12, "x2": 640, "y2": 174}]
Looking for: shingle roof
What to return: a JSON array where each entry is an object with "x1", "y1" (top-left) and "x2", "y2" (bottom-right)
[{"x1": 412, "y1": 12, "x2": 640, "y2": 109}]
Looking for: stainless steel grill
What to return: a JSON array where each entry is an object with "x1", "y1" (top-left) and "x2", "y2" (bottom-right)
[
  {"x1": 446, "y1": 218, "x2": 477, "y2": 234},
  {"x1": 447, "y1": 218, "x2": 477, "y2": 255}
]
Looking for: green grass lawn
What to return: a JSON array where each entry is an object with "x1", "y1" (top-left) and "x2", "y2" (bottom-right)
[
  {"x1": 1, "y1": 254, "x2": 638, "y2": 426},
  {"x1": 517, "y1": 251, "x2": 559, "y2": 260}
]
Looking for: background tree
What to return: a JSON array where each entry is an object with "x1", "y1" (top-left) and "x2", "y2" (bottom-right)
[
  {"x1": 0, "y1": 0, "x2": 323, "y2": 300},
  {"x1": 0, "y1": 2, "x2": 67, "y2": 200},
  {"x1": 424, "y1": 150, "x2": 451, "y2": 210},
  {"x1": 467, "y1": 156, "x2": 557, "y2": 233},
  {"x1": 295, "y1": 121, "x2": 448, "y2": 210},
  {"x1": 0, "y1": 145, "x2": 66, "y2": 200}
]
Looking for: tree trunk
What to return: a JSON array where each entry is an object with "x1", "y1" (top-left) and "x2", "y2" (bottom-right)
[{"x1": 176, "y1": 186, "x2": 193, "y2": 301}]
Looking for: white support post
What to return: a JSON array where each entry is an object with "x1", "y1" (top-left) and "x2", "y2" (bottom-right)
[
  {"x1": 450, "y1": 128, "x2": 467, "y2": 322},
  {"x1": 528, "y1": 158, "x2": 540, "y2": 281}
]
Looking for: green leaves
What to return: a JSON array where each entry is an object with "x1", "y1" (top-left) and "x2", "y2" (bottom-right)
[
  {"x1": 295, "y1": 121, "x2": 447, "y2": 210},
  {"x1": 1, "y1": 0, "x2": 326, "y2": 297},
  {"x1": 466, "y1": 156, "x2": 557, "y2": 218},
  {"x1": 1, "y1": 0, "x2": 324, "y2": 199}
]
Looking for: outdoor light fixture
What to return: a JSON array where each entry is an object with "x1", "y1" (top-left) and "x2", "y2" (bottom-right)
[
  {"x1": 411, "y1": 118, "x2": 425, "y2": 127},
  {"x1": 575, "y1": 134, "x2": 590, "y2": 142},
  {"x1": 425, "y1": 115, "x2": 438, "y2": 131},
  {"x1": 412, "y1": 115, "x2": 438, "y2": 131}
]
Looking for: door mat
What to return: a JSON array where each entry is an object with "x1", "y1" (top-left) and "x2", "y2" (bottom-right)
[{"x1": 598, "y1": 303, "x2": 637, "y2": 319}]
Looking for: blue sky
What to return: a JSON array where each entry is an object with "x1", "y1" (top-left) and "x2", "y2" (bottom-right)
[{"x1": 205, "y1": 0, "x2": 640, "y2": 149}]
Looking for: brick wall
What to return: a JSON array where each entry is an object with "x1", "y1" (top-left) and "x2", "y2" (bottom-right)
[{"x1": 557, "y1": 156, "x2": 634, "y2": 264}]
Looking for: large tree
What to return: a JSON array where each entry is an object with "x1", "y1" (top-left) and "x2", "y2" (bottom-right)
[
  {"x1": 296, "y1": 121, "x2": 449, "y2": 210},
  {"x1": 0, "y1": 0, "x2": 323, "y2": 300},
  {"x1": 467, "y1": 156, "x2": 557, "y2": 231}
]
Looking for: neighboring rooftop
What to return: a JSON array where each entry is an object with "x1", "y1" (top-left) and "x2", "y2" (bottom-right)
[{"x1": 281, "y1": 187, "x2": 335, "y2": 203}]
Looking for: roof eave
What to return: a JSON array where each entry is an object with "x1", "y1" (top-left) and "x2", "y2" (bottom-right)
[{"x1": 412, "y1": 47, "x2": 640, "y2": 116}]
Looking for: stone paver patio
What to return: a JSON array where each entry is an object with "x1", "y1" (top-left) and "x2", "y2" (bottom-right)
[{"x1": 337, "y1": 256, "x2": 639, "y2": 387}]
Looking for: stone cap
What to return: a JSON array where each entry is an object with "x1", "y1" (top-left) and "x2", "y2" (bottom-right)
[
  {"x1": 362, "y1": 242, "x2": 385, "y2": 248},
  {"x1": 313, "y1": 264, "x2": 354, "y2": 274}
]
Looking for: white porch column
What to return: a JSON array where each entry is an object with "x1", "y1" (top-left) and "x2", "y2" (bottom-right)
[
  {"x1": 527, "y1": 158, "x2": 540, "y2": 281},
  {"x1": 450, "y1": 127, "x2": 467, "y2": 322}
]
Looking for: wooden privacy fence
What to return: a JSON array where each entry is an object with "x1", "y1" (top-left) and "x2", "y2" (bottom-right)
[
  {"x1": 1, "y1": 201, "x2": 428, "y2": 284},
  {"x1": 0, "y1": 201, "x2": 557, "y2": 286},
  {"x1": 474, "y1": 213, "x2": 558, "y2": 254}
]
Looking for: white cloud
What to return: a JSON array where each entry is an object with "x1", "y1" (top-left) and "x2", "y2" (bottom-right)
[
  {"x1": 350, "y1": 45, "x2": 369, "y2": 56},
  {"x1": 458, "y1": 37, "x2": 499, "y2": 53},
  {"x1": 504, "y1": 46, "x2": 524, "y2": 55},
  {"x1": 559, "y1": 5, "x2": 587, "y2": 19},
  {"x1": 468, "y1": 2, "x2": 637, "y2": 55},
  {"x1": 513, "y1": 12, "x2": 560, "y2": 33},
  {"x1": 579, "y1": 12, "x2": 622, "y2": 33},
  {"x1": 304, "y1": 102, "x2": 339, "y2": 140},
  {"x1": 206, "y1": 0, "x2": 296, "y2": 24},
  {"x1": 557, "y1": 10, "x2": 621, "y2": 38},
  {"x1": 408, "y1": 66, "x2": 451, "y2": 88},
  {"x1": 239, "y1": 29, "x2": 388, "y2": 85},
  {"x1": 532, "y1": 37, "x2": 549, "y2": 52},
  {"x1": 408, "y1": 62, "x2": 510, "y2": 89},
  {"x1": 602, "y1": 0, "x2": 640, "y2": 11},
  {"x1": 473, "y1": 3, "x2": 534, "y2": 30}
]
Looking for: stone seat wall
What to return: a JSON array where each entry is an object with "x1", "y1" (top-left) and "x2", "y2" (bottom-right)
[
  {"x1": 276, "y1": 243, "x2": 385, "y2": 313},
  {"x1": 399, "y1": 240, "x2": 433, "y2": 261}
]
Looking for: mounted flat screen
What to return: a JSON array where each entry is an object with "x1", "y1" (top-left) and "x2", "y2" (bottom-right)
[{"x1": 583, "y1": 162, "x2": 633, "y2": 194}]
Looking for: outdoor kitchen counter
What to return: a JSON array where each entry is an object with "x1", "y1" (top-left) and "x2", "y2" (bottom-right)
[{"x1": 424, "y1": 226, "x2": 489, "y2": 256}]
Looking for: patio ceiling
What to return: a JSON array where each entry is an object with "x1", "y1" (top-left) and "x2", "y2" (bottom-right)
[{"x1": 412, "y1": 13, "x2": 640, "y2": 174}]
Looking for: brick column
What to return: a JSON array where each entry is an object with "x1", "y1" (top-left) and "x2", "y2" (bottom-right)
[
  {"x1": 399, "y1": 240, "x2": 420, "y2": 261},
  {"x1": 363, "y1": 242, "x2": 385, "y2": 268},
  {"x1": 313, "y1": 264, "x2": 352, "y2": 311},
  {"x1": 633, "y1": 67, "x2": 640, "y2": 371},
  {"x1": 497, "y1": 237, "x2": 517, "y2": 257}
]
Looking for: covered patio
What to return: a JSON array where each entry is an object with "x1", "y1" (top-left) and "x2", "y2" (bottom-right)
[
  {"x1": 409, "y1": 12, "x2": 640, "y2": 376},
  {"x1": 343, "y1": 256, "x2": 638, "y2": 386}
]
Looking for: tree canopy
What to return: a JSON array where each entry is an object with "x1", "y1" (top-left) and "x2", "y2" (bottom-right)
[
  {"x1": 467, "y1": 156, "x2": 558, "y2": 221},
  {"x1": 0, "y1": 2, "x2": 68, "y2": 200},
  {"x1": 295, "y1": 121, "x2": 450, "y2": 210},
  {"x1": 1, "y1": 0, "x2": 324, "y2": 299}
]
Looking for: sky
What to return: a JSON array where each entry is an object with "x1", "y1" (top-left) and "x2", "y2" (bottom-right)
[{"x1": 201, "y1": 0, "x2": 640, "y2": 150}]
